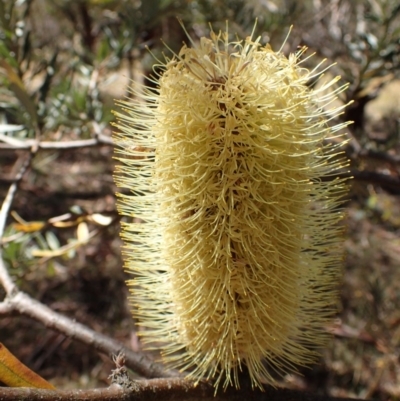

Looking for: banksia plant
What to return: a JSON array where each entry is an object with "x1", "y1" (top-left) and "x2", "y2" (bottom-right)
[{"x1": 113, "y1": 24, "x2": 351, "y2": 390}]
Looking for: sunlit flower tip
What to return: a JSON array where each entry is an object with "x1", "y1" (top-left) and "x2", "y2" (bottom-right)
[{"x1": 113, "y1": 23, "x2": 351, "y2": 391}]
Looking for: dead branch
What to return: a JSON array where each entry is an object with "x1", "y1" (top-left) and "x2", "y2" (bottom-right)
[
  {"x1": 0, "y1": 132, "x2": 113, "y2": 150},
  {"x1": 0, "y1": 291, "x2": 178, "y2": 379},
  {"x1": 349, "y1": 169, "x2": 400, "y2": 191},
  {"x1": 355, "y1": 148, "x2": 400, "y2": 166},
  {"x1": 0, "y1": 379, "x2": 362, "y2": 401}
]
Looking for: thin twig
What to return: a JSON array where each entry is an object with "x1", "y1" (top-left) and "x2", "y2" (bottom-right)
[
  {"x1": 0, "y1": 256, "x2": 17, "y2": 297},
  {"x1": 0, "y1": 291, "x2": 178, "y2": 379},
  {"x1": 0, "y1": 130, "x2": 113, "y2": 150},
  {"x1": 347, "y1": 139, "x2": 400, "y2": 165},
  {"x1": 0, "y1": 155, "x2": 31, "y2": 236},
  {"x1": 349, "y1": 169, "x2": 400, "y2": 191},
  {"x1": 353, "y1": 148, "x2": 400, "y2": 165},
  {"x1": 0, "y1": 154, "x2": 31, "y2": 295},
  {"x1": 0, "y1": 379, "x2": 363, "y2": 401}
]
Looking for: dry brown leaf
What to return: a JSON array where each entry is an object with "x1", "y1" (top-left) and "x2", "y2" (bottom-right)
[{"x1": 0, "y1": 343, "x2": 55, "y2": 389}]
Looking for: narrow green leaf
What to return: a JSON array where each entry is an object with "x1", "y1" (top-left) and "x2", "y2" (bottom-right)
[{"x1": 0, "y1": 59, "x2": 38, "y2": 126}]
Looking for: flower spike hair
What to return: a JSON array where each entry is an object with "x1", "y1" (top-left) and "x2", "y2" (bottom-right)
[{"x1": 113, "y1": 23, "x2": 351, "y2": 390}]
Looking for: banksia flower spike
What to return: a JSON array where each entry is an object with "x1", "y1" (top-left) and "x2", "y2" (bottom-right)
[{"x1": 113, "y1": 23, "x2": 351, "y2": 390}]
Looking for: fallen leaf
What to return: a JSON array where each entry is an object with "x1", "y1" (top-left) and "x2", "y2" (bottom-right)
[
  {"x1": 12, "y1": 222, "x2": 46, "y2": 233},
  {"x1": 90, "y1": 213, "x2": 113, "y2": 226},
  {"x1": 0, "y1": 343, "x2": 55, "y2": 389}
]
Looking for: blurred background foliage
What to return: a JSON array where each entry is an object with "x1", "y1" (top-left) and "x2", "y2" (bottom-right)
[{"x1": 0, "y1": 0, "x2": 400, "y2": 399}]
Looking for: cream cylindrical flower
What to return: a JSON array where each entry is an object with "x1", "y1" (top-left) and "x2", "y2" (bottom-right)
[{"x1": 113, "y1": 25, "x2": 350, "y2": 390}]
